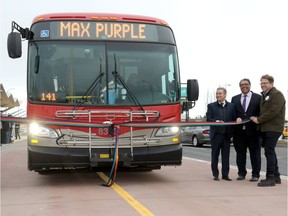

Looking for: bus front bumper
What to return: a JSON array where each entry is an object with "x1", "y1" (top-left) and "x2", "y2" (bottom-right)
[{"x1": 27, "y1": 144, "x2": 182, "y2": 171}]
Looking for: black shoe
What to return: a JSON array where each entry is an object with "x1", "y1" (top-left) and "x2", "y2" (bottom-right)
[
  {"x1": 260, "y1": 176, "x2": 281, "y2": 184},
  {"x1": 249, "y1": 177, "x2": 259, "y2": 182},
  {"x1": 213, "y1": 176, "x2": 220, "y2": 181},
  {"x1": 237, "y1": 175, "x2": 245, "y2": 180},
  {"x1": 275, "y1": 176, "x2": 281, "y2": 184},
  {"x1": 257, "y1": 178, "x2": 275, "y2": 187},
  {"x1": 222, "y1": 176, "x2": 232, "y2": 181}
]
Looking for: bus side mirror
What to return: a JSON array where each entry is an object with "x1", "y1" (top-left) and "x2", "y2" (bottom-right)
[
  {"x1": 7, "y1": 32, "x2": 22, "y2": 58},
  {"x1": 187, "y1": 79, "x2": 199, "y2": 102}
]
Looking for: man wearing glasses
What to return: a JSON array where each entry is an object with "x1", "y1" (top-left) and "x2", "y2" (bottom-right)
[
  {"x1": 250, "y1": 74, "x2": 286, "y2": 187},
  {"x1": 231, "y1": 79, "x2": 261, "y2": 182}
]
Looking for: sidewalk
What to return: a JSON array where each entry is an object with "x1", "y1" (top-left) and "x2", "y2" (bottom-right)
[
  {"x1": 159, "y1": 157, "x2": 288, "y2": 216},
  {"x1": 1, "y1": 141, "x2": 287, "y2": 216},
  {"x1": 12, "y1": 136, "x2": 27, "y2": 143},
  {"x1": 0, "y1": 136, "x2": 26, "y2": 147}
]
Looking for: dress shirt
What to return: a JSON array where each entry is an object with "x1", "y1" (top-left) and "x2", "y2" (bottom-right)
[{"x1": 242, "y1": 92, "x2": 252, "y2": 112}]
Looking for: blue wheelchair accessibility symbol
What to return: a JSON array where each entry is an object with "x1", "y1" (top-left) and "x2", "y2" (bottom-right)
[{"x1": 40, "y1": 30, "x2": 49, "y2": 38}]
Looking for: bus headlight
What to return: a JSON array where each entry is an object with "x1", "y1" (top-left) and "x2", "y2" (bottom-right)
[
  {"x1": 29, "y1": 122, "x2": 58, "y2": 138},
  {"x1": 155, "y1": 126, "x2": 180, "y2": 137}
]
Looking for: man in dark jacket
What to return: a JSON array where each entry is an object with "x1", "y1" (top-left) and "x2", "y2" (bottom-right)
[
  {"x1": 231, "y1": 78, "x2": 261, "y2": 182},
  {"x1": 206, "y1": 87, "x2": 236, "y2": 181},
  {"x1": 15, "y1": 122, "x2": 21, "y2": 139},
  {"x1": 251, "y1": 74, "x2": 286, "y2": 187}
]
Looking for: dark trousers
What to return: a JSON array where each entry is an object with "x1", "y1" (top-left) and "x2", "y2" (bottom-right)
[
  {"x1": 260, "y1": 131, "x2": 281, "y2": 178},
  {"x1": 15, "y1": 129, "x2": 21, "y2": 139},
  {"x1": 7, "y1": 130, "x2": 12, "y2": 143},
  {"x1": 1, "y1": 129, "x2": 7, "y2": 144},
  {"x1": 233, "y1": 131, "x2": 261, "y2": 178},
  {"x1": 211, "y1": 133, "x2": 231, "y2": 177}
]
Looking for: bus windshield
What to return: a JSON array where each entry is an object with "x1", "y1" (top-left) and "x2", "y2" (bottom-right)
[{"x1": 28, "y1": 41, "x2": 180, "y2": 105}]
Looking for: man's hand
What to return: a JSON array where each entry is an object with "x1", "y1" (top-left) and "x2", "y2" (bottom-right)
[
  {"x1": 250, "y1": 116, "x2": 259, "y2": 124},
  {"x1": 236, "y1": 117, "x2": 242, "y2": 124}
]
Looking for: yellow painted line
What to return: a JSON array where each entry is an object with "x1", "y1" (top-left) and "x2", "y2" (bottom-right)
[{"x1": 97, "y1": 172, "x2": 154, "y2": 216}]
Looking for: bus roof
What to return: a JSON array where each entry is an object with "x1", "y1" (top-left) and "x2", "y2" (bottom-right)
[{"x1": 32, "y1": 13, "x2": 169, "y2": 26}]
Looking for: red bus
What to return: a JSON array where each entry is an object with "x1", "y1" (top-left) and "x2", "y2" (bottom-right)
[{"x1": 7, "y1": 13, "x2": 198, "y2": 173}]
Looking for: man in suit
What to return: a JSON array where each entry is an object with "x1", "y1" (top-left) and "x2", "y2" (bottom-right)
[
  {"x1": 231, "y1": 79, "x2": 261, "y2": 182},
  {"x1": 206, "y1": 87, "x2": 236, "y2": 181}
]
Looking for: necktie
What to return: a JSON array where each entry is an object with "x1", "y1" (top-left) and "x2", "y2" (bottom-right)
[{"x1": 242, "y1": 95, "x2": 247, "y2": 111}]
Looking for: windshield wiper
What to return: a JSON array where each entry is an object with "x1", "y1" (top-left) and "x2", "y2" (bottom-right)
[
  {"x1": 73, "y1": 55, "x2": 104, "y2": 110},
  {"x1": 112, "y1": 54, "x2": 144, "y2": 112}
]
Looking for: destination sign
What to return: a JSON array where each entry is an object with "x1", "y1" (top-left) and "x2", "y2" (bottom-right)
[
  {"x1": 31, "y1": 20, "x2": 175, "y2": 43},
  {"x1": 46, "y1": 21, "x2": 159, "y2": 41}
]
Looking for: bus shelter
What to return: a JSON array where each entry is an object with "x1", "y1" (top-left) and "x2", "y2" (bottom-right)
[
  {"x1": 1, "y1": 83, "x2": 20, "y2": 144},
  {"x1": 0, "y1": 83, "x2": 20, "y2": 112}
]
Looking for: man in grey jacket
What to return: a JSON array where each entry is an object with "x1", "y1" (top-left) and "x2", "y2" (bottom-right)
[{"x1": 250, "y1": 74, "x2": 286, "y2": 187}]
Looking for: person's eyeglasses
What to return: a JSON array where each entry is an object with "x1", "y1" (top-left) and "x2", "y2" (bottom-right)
[{"x1": 260, "y1": 82, "x2": 270, "y2": 85}]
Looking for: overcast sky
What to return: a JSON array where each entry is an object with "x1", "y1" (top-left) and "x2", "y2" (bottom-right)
[{"x1": 1, "y1": 0, "x2": 287, "y2": 118}]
